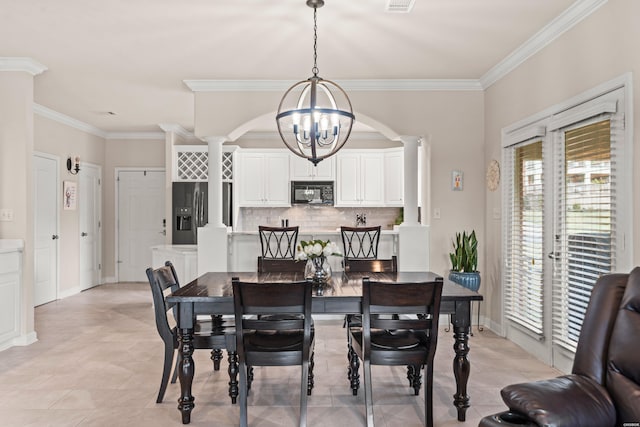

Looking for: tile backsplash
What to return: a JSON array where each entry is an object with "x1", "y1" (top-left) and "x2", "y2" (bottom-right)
[{"x1": 238, "y1": 206, "x2": 401, "y2": 232}]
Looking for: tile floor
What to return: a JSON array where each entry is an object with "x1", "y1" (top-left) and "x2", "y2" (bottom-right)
[{"x1": 0, "y1": 283, "x2": 561, "y2": 426}]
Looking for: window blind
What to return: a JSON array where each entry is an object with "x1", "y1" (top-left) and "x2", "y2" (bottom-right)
[
  {"x1": 504, "y1": 140, "x2": 545, "y2": 336},
  {"x1": 551, "y1": 117, "x2": 619, "y2": 351}
]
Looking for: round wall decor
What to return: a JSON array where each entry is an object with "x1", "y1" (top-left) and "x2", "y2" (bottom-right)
[{"x1": 486, "y1": 159, "x2": 500, "y2": 191}]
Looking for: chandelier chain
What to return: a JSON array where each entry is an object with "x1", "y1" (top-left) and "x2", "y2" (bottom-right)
[{"x1": 312, "y1": 6, "x2": 319, "y2": 77}]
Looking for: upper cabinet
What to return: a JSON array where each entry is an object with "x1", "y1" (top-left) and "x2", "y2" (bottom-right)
[
  {"x1": 172, "y1": 145, "x2": 234, "y2": 182},
  {"x1": 384, "y1": 148, "x2": 404, "y2": 206},
  {"x1": 290, "y1": 155, "x2": 335, "y2": 181},
  {"x1": 236, "y1": 150, "x2": 290, "y2": 207},
  {"x1": 336, "y1": 150, "x2": 384, "y2": 206}
]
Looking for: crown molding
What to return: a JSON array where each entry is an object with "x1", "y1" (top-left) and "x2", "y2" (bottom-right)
[
  {"x1": 105, "y1": 132, "x2": 165, "y2": 140},
  {"x1": 158, "y1": 123, "x2": 201, "y2": 141},
  {"x1": 480, "y1": 0, "x2": 608, "y2": 89},
  {"x1": 0, "y1": 57, "x2": 47, "y2": 75},
  {"x1": 33, "y1": 103, "x2": 107, "y2": 138},
  {"x1": 184, "y1": 79, "x2": 483, "y2": 92}
]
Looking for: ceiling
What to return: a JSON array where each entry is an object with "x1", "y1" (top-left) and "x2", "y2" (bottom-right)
[{"x1": 1, "y1": 0, "x2": 580, "y2": 136}]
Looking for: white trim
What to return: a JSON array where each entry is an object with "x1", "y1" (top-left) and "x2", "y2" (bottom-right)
[
  {"x1": 0, "y1": 57, "x2": 47, "y2": 75},
  {"x1": 158, "y1": 124, "x2": 200, "y2": 141},
  {"x1": 58, "y1": 286, "x2": 82, "y2": 300},
  {"x1": 548, "y1": 100, "x2": 617, "y2": 131},
  {"x1": 236, "y1": 131, "x2": 389, "y2": 141},
  {"x1": 33, "y1": 104, "x2": 107, "y2": 138},
  {"x1": 10, "y1": 331, "x2": 38, "y2": 347},
  {"x1": 503, "y1": 125, "x2": 547, "y2": 148},
  {"x1": 480, "y1": 0, "x2": 608, "y2": 89},
  {"x1": 105, "y1": 132, "x2": 165, "y2": 140},
  {"x1": 184, "y1": 79, "x2": 483, "y2": 92}
]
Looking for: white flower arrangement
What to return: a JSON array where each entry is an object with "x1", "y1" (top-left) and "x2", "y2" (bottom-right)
[{"x1": 295, "y1": 239, "x2": 342, "y2": 261}]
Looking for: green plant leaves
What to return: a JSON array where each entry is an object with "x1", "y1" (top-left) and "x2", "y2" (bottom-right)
[{"x1": 449, "y1": 230, "x2": 478, "y2": 272}]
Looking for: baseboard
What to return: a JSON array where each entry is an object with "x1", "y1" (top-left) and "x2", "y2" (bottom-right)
[
  {"x1": 58, "y1": 286, "x2": 81, "y2": 299},
  {"x1": 12, "y1": 331, "x2": 38, "y2": 347},
  {"x1": 103, "y1": 276, "x2": 117, "y2": 284}
]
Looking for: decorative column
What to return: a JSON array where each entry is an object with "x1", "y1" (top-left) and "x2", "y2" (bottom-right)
[
  {"x1": 420, "y1": 136, "x2": 432, "y2": 226},
  {"x1": 397, "y1": 135, "x2": 430, "y2": 272},
  {"x1": 0, "y1": 57, "x2": 47, "y2": 346},
  {"x1": 197, "y1": 136, "x2": 229, "y2": 273}
]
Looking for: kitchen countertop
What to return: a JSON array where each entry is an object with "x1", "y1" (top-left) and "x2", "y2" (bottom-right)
[{"x1": 151, "y1": 244, "x2": 197, "y2": 254}]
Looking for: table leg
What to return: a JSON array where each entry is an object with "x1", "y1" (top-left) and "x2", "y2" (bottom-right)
[
  {"x1": 451, "y1": 302, "x2": 471, "y2": 422},
  {"x1": 177, "y1": 327, "x2": 195, "y2": 424}
]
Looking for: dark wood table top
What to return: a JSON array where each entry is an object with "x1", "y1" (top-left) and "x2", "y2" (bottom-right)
[{"x1": 168, "y1": 271, "x2": 483, "y2": 303}]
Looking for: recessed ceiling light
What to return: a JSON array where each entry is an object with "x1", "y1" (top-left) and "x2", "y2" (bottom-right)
[{"x1": 385, "y1": 0, "x2": 415, "y2": 13}]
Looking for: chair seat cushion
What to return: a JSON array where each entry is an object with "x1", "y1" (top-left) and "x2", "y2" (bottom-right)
[
  {"x1": 501, "y1": 374, "x2": 616, "y2": 427},
  {"x1": 351, "y1": 329, "x2": 427, "y2": 350},
  {"x1": 245, "y1": 330, "x2": 314, "y2": 351}
]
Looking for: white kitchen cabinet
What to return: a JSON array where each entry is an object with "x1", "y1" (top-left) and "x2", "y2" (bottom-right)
[
  {"x1": 290, "y1": 155, "x2": 335, "y2": 181},
  {"x1": 384, "y1": 148, "x2": 404, "y2": 206},
  {"x1": 336, "y1": 151, "x2": 384, "y2": 206},
  {"x1": 237, "y1": 150, "x2": 290, "y2": 207}
]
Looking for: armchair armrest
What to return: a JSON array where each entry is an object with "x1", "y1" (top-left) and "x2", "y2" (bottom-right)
[{"x1": 500, "y1": 374, "x2": 616, "y2": 427}]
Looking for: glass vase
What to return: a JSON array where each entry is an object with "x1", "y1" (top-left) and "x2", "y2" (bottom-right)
[{"x1": 305, "y1": 256, "x2": 332, "y2": 284}]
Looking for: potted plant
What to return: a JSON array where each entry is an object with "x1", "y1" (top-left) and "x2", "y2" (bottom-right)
[{"x1": 448, "y1": 230, "x2": 481, "y2": 291}]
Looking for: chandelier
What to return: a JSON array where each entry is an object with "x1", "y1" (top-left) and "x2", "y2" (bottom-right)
[{"x1": 276, "y1": 0, "x2": 355, "y2": 166}]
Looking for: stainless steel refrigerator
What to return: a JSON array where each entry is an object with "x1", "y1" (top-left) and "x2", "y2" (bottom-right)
[{"x1": 172, "y1": 182, "x2": 232, "y2": 244}]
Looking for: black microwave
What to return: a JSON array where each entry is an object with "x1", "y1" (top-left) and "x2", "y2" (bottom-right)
[{"x1": 291, "y1": 181, "x2": 334, "y2": 205}]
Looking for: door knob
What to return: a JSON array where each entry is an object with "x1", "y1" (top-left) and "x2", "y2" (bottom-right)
[
  {"x1": 81, "y1": 232, "x2": 88, "y2": 237},
  {"x1": 51, "y1": 234, "x2": 59, "y2": 240}
]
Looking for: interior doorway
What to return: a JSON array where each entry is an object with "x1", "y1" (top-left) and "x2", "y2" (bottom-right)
[
  {"x1": 79, "y1": 163, "x2": 102, "y2": 290},
  {"x1": 117, "y1": 169, "x2": 166, "y2": 282},
  {"x1": 33, "y1": 153, "x2": 59, "y2": 306}
]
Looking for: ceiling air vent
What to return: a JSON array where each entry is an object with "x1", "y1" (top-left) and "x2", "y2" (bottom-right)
[{"x1": 385, "y1": 0, "x2": 415, "y2": 13}]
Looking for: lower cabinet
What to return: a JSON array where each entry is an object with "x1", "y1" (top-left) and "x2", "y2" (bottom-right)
[{"x1": 151, "y1": 245, "x2": 198, "y2": 284}]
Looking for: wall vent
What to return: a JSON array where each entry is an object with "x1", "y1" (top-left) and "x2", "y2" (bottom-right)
[{"x1": 385, "y1": 0, "x2": 415, "y2": 13}]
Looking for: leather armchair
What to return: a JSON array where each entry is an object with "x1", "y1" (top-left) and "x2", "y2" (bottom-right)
[{"x1": 479, "y1": 267, "x2": 640, "y2": 427}]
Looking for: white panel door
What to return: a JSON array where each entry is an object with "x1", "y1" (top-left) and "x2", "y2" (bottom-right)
[
  {"x1": 118, "y1": 170, "x2": 166, "y2": 282},
  {"x1": 79, "y1": 164, "x2": 101, "y2": 290},
  {"x1": 33, "y1": 154, "x2": 58, "y2": 306}
]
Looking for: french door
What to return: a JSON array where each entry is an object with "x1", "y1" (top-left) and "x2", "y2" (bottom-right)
[{"x1": 502, "y1": 82, "x2": 631, "y2": 371}]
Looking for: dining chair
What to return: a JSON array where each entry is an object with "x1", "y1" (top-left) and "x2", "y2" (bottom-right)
[
  {"x1": 258, "y1": 225, "x2": 299, "y2": 259},
  {"x1": 232, "y1": 278, "x2": 315, "y2": 427},
  {"x1": 348, "y1": 277, "x2": 443, "y2": 427},
  {"x1": 342, "y1": 257, "x2": 398, "y2": 385},
  {"x1": 146, "y1": 261, "x2": 237, "y2": 404},
  {"x1": 340, "y1": 225, "x2": 381, "y2": 260}
]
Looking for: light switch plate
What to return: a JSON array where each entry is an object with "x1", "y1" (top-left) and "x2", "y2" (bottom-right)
[{"x1": 0, "y1": 209, "x2": 14, "y2": 221}]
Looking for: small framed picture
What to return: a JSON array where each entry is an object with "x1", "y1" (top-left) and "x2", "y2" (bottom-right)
[
  {"x1": 63, "y1": 181, "x2": 77, "y2": 210},
  {"x1": 452, "y1": 170, "x2": 463, "y2": 191}
]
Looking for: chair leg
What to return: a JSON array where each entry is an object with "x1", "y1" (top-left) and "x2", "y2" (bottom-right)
[
  {"x1": 407, "y1": 365, "x2": 414, "y2": 388},
  {"x1": 411, "y1": 364, "x2": 422, "y2": 396},
  {"x1": 300, "y1": 357, "x2": 310, "y2": 427},
  {"x1": 349, "y1": 347, "x2": 360, "y2": 396},
  {"x1": 363, "y1": 359, "x2": 374, "y2": 427},
  {"x1": 211, "y1": 348, "x2": 223, "y2": 371},
  {"x1": 170, "y1": 349, "x2": 180, "y2": 384},
  {"x1": 425, "y1": 363, "x2": 434, "y2": 427},
  {"x1": 247, "y1": 366, "x2": 254, "y2": 392},
  {"x1": 307, "y1": 352, "x2": 315, "y2": 395},
  {"x1": 228, "y1": 350, "x2": 238, "y2": 404},
  {"x1": 157, "y1": 343, "x2": 175, "y2": 403},
  {"x1": 238, "y1": 360, "x2": 249, "y2": 427}
]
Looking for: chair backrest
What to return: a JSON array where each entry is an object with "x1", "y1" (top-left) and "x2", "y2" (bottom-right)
[
  {"x1": 146, "y1": 261, "x2": 181, "y2": 343},
  {"x1": 259, "y1": 226, "x2": 299, "y2": 259},
  {"x1": 344, "y1": 256, "x2": 397, "y2": 273},
  {"x1": 362, "y1": 277, "x2": 443, "y2": 361},
  {"x1": 572, "y1": 267, "x2": 640, "y2": 421},
  {"x1": 232, "y1": 278, "x2": 313, "y2": 356},
  {"x1": 257, "y1": 256, "x2": 306, "y2": 273},
  {"x1": 340, "y1": 226, "x2": 381, "y2": 259}
]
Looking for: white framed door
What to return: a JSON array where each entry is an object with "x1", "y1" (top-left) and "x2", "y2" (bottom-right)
[
  {"x1": 33, "y1": 153, "x2": 59, "y2": 306},
  {"x1": 79, "y1": 163, "x2": 102, "y2": 290},
  {"x1": 117, "y1": 169, "x2": 166, "y2": 282}
]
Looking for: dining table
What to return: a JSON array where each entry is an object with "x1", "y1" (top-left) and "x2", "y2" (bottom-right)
[{"x1": 166, "y1": 270, "x2": 483, "y2": 424}]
